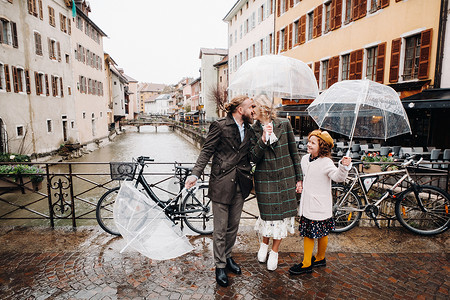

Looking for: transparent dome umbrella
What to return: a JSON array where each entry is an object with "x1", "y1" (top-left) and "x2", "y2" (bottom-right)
[
  {"x1": 113, "y1": 181, "x2": 193, "y2": 260},
  {"x1": 307, "y1": 79, "x2": 411, "y2": 154},
  {"x1": 227, "y1": 54, "x2": 319, "y2": 100}
]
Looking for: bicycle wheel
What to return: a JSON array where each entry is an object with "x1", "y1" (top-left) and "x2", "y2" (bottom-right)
[
  {"x1": 331, "y1": 184, "x2": 363, "y2": 233},
  {"x1": 96, "y1": 187, "x2": 121, "y2": 236},
  {"x1": 395, "y1": 185, "x2": 450, "y2": 235},
  {"x1": 182, "y1": 186, "x2": 213, "y2": 235}
]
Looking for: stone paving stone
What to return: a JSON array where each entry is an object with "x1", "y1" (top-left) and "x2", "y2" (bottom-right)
[{"x1": 0, "y1": 227, "x2": 449, "y2": 299}]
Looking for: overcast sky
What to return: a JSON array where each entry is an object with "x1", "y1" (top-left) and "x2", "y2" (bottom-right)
[{"x1": 89, "y1": 0, "x2": 237, "y2": 85}]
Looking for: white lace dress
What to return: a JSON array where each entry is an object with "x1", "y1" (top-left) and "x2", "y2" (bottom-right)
[{"x1": 254, "y1": 216, "x2": 295, "y2": 240}]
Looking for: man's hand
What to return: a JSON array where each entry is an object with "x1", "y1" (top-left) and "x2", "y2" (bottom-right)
[
  {"x1": 295, "y1": 181, "x2": 303, "y2": 193},
  {"x1": 185, "y1": 175, "x2": 198, "y2": 190}
]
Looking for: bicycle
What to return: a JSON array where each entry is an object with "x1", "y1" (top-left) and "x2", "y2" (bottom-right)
[
  {"x1": 332, "y1": 156, "x2": 450, "y2": 235},
  {"x1": 96, "y1": 156, "x2": 213, "y2": 236}
]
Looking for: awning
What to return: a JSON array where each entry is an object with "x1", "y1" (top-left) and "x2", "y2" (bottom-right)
[
  {"x1": 276, "y1": 104, "x2": 310, "y2": 117},
  {"x1": 402, "y1": 88, "x2": 450, "y2": 109}
]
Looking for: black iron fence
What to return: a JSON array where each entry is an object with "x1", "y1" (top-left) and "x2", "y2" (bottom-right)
[{"x1": 0, "y1": 161, "x2": 259, "y2": 229}]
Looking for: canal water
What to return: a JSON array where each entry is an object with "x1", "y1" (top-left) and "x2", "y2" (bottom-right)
[{"x1": 1, "y1": 125, "x2": 258, "y2": 228}]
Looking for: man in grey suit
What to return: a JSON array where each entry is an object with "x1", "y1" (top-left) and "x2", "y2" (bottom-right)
[{"x1": 185, "y1": 95, "x2": 255, "y2": 287}]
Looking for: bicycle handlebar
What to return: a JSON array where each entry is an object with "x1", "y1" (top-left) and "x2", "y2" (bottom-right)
[
  {"x1": 136, "y1": 156, "x2": 154, "y2": 164},
  {"x1": 401, "y1": 155, "x2": 423, "y2": 167}
]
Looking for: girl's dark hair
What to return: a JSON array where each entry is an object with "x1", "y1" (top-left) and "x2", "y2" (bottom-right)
[
  {"x1": 316, "y1": 137, "x2": 332, "y2": 158},
  {"x1": 224, "y1": 95, "x2": 249, "y2": 113}
]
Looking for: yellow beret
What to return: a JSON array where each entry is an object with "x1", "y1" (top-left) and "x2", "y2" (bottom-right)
[{"x1": 308, "y1": 130, "x2": 334, "y2": 148}]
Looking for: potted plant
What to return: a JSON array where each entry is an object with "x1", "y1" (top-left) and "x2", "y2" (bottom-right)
[
  {"x1": 361, "y1": 153, "x2": 397, "y2": 173},
  {"x1": 0, "y1": 162, "x2": 45, "y2": 192}
]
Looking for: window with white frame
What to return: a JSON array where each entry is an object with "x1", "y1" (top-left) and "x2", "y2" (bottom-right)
[
  {"x1": 321, "y1": 60, "x2": 329, "y2": 90},
  {"x1": 49, "y1": 39, "x2": 56, "y2": 60},
  {"x1": 366, "y1": 46, "x2": 378, "y2": 81},
  {"x1": 251, "y1": 12, "x2": 256, "y2": 30},
  {"x1": 12, "y1": 66, "x2": 24, "y2": 93},
  {"x1": 234, "y1": 29, "x2": 237, "y2": 43},
  {"x1": 280, "y1": 0, "x2": 285, "y2": 14},
  {"x1": 0, "y1": 18, "x2": 13, "y2": 46},
  {"x1": 35, "y1": 72, "x2": 44, "y2": 95},
  {"x1": 46, "y1": 119, "x2": 52, "y2": 133},
  {"x1": 344, "y1": 0, "x2": 352, "y2": 23},
  {"x1": 240, "y1": 25, "x2": 243, "y2": 39},
  {"x1": 307, "y1": 11, "x2": 314, "y2": 41},
  {"x1": 244, "y1": 19, "x2": 248, "y2": 34},
  {"x1": 17, "y1": 125, "x2": 24, "y2": 137},
  {"x1": 51, "y1": 75, "x2": 59, "y2": 96},
  {"x1": 293, "y1": 19, "x2": 300, "y2": 45},
  {"x1": 403, "y1": 33, "x2": 421, "y2": 81},
  {"x1": 341, "y1": 54, "x2": 350, "y2": 80},
  {"x1": 370, "y1": 0, "x2": 380, "y2": 13},
  {"x1": 34, "y1": 32, "x2": 42, "y2": 55},
  {"x1": 324, "y1": 2, "x2": 332, "y2": 33}
]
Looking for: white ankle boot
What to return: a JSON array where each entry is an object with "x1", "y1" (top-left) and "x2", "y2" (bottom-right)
[
  {"x1": 267, "y1": 250, "x2": 278, "y2": 271},
  {"x1": 257, "y1": 243, "x2": 269, "y2": 263}
]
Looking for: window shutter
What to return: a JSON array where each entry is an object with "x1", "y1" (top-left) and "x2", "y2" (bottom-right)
[
  {"x1": 57, "y1": 41, "x2": 61, "y2": 61},
  {"x1": 300, "y1": 15, "x2": 306, "y2": 44},
  {"x1": 376, "y1": 42, "x2": 386, "y2": 83},
  {"x1": 332, "y1": 56, "x2": 339, "y2": 86},
  {"x1": 334, "y1": 0, "x2": 342, "y2": 30},
  {"x1": 12, "y1": 22, "x2": 18, "y2": 48},
  {"x1": 276, "y1": 31, "x2": 280, "y2": 53},
  {"x1": 355, "y1": 49, "x2": 363, "y2": 79},
  {"x1": 418, "y1": 29, "x2": 432, "y2": 79},
  {"x1": 349, "y1": 50, "x2": 357, "y2": 79},
  {"x1": 0, "y1": 21, "x2": 3, "y2": 43},
  {"x1": 330, "y1": 1, "x2": 336, "y2": 30},
  {"x1": 327, "y1": 59, "x2": 333, "y2": 88},
  {"x1": 25, "y1": 70, "x2": 31, "y2": 94},
  {"x1": 289, "y1": 0, "x2": 294, "y2": 8},
  {"x1": 48, "y1": 37, "x2": 52, "y2": 59},
  {"x1": 68, "y1": 18, "x2": 71, "y2": 35},
  {"x1": 5, "y1": 65, "x2": 11, "y2": 92},
  {"x1": 316, "y1": 4, "x2": 323, "y2": 38},
  {"x1": 314, "y1": 61, "x2": 320, "y2": 87},
  {"x1": 277, "y1": 0, "x2": 281, "y2": 17},
  {"x1": 39, "y1": 0, "x2": 43, "y2": 19},
  {"x1": 313, "y1": 7, "x2": 317, "y2": 38},
  {"x1": 352, "y1": 0, "x2": 358, "y2": 21},
  {"x1": 359, "y1": 0, "x2": 367, "y2": 19},
  {"x1": 389, "y1": 38, "x2": 401, "y2": 83},
  {"x1": 12, "y1": 66, "x2": 18, "y2": 93},
  {"x1": 283, "y1": 28, "x2": 288, "y2": 51},
  {"x1": 28, "y1": 0, "x2": 33, "y2": 14},
  {"x1": 45, "y1": 74, "x2": 49, "y2": 96},
  {"x1": 288, "y1": 23, "x2": 293, "y2": 49},
  {"x1": 381, "y1": 0, "x2": 389, "y2": 8},
  {"x1": 34, "y1": 71, "x2": 40, "y2": 95},
  {"x1": 60, "y1": 77, "x2": 64, "y2": 97}
]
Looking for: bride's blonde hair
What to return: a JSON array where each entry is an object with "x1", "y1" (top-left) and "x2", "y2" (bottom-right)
[{"x1": 253, "y1": 94, "x2": 277, "y2": 120}]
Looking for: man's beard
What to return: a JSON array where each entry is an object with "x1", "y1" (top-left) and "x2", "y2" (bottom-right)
[{"x1": 242, "y1": 113, "x2": 254, "y2": 124}]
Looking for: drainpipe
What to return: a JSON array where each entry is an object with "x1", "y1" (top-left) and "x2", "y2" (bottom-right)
[{"x1": 434, "y1": 0, "x2": 448, "y2": 88}]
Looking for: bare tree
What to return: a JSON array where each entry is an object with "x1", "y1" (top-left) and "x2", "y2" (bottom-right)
[{"x1": 209, "y1": 85, "x2": 228, "y2": 116}]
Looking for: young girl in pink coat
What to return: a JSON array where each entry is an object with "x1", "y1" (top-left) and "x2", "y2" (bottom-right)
[{"x1": 289, "y1": 130, "x2": 351, "y2": 275}]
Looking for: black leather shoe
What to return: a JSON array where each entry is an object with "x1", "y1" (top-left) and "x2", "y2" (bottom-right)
[
  {"x1": 226, "y1": 257, "x2": 242, "y2": 274},
  {"x1": 288, "y1": 263, "x2": 313, "y2": 275},
  {"x1": 312, "y1": 256, "x2": 326, "y2": 267},
  {"x1": 215, "y1": 268, "x2": 229, "y2": 287}
]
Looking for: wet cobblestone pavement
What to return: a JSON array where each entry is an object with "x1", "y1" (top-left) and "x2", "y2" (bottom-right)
[{"x1": 0, "y1": 226, "x2": 449, "y2": 299}]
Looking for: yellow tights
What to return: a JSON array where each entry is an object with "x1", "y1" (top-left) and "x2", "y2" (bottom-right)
[{"x1": 301, "y1": 236, "x2": 328, "y2": 267}]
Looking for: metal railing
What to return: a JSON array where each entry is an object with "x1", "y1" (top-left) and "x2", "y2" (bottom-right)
[{"x1": 0, "y1": 161, "x2": 260, "y2": 229}]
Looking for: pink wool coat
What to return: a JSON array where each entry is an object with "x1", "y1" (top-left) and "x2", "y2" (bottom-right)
[{"x1": 298, "y1": 154, "x2": 350, "y2": 221}]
